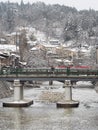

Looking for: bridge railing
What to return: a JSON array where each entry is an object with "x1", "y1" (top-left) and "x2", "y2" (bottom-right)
[{"x1": 0, "y1": 67, "x2": 98, "y2": 76}]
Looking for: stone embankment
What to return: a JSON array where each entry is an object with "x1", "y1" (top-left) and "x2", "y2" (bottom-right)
[{"x1": 0, "y1": 81, "x2": 13, "y2": 99}]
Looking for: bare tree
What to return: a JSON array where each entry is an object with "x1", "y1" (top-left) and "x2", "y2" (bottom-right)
[{"x1": 19, "y1": 29, "x2": 29, "y2": 62}]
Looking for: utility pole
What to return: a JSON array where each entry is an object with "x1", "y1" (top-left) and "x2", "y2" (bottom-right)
[{"x1": 19, "y1": 29, "x2": 28, "y2": 62}]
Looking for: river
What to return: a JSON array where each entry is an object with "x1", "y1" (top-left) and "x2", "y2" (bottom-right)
[{"x1": 0, "y1": 82, "x2": 98, "y2": 130}]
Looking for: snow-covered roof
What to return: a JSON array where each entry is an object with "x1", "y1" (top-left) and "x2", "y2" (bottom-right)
[
  {"x1": 19, "y1": 61, "x2": 27, "y2": 65},
  {"x1": 30, "y1": 47, "x2": 39, "y2": 51},
  {"x1": 55, "y1": 59, "x2": 62, "y2": 62},
  {"x1": 0, "y1": 56, "x2": 6, "y2": 59},
  {"x1": 49, "y1": 39, "x2": 60, "y2": 45},
  {"x1": 28, "y1": 41, "x2": 37, "y2": 45},
  {"x1": 55, "y1": 59, "x2": 72, "y2": 63},
  {"x1": 63, "y1": 59, "x2": 72, "y2": 63},
  {"x1": 0, "y1": 38, "x2": 6, "y2": 42},
  {"x1": 81, "y1": 49, "x2": 90, "y2": 53},
  {"x1": 64, "y1": 41, "x2": 74, "y2": 46},
  {"x1": 43, "y1": 44, "x2": 59, "y2": 48},
  {"x1": 11, "y1": 32, "x2": 20, "y2": 36},
  {"x1": 0, "y1": 45, "x2": 18, "y2": 52},
  {"x1": 71, "y1": 47, "x2": 90, "y2": 53},
  {"x1": 10, "y1": 53, "x2": 20, "y2": 57}
]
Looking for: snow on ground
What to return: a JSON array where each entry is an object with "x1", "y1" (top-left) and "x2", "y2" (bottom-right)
[
  {"x1": 77, "y1": 81, "x2": 92, "y2": 85},
  {"x1": 74, "y1": 81, "x2": 94, "y2": 88}
]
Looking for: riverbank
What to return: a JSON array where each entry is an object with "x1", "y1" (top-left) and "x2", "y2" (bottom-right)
[{"x1": 0, "y1": 81, "x2": 13, "y2": 99}]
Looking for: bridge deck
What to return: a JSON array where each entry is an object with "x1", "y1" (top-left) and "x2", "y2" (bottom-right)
[
  {"x1": 0, "y1": 74, "x2": 98, "y2": 81},
  {"x1": 0, "y1": 68, "x2": 98, "y2": 81}
]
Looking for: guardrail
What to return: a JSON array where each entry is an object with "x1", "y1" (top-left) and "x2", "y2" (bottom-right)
[{"x1": 0, "y1": 67, "x2": 98, "y2": 76}]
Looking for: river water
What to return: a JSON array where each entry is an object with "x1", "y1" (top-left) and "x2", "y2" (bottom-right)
[{"x1": 0, "y1": 82, "x2": 98, "y2": 130}]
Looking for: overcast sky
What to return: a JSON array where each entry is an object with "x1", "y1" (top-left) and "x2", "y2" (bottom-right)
[{"x1": 0, "y1": 0, "x2": 98, "y2": 11}]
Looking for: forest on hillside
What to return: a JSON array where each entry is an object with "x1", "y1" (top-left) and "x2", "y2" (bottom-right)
[{"x1": 0, "y1": 1, "x2": 98, "y2": 45}]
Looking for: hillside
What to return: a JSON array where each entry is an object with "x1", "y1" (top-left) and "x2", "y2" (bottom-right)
[{"x1": 0, "y1": 2, "x2": 98, "y2": 46}]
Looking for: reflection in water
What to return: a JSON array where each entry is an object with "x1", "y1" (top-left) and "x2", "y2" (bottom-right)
[
  {"x1": 63, "y1": 108, "x2": 73, "y2": 115},
  {"x1": 13, "y1": 108, "x2": 21, "y2": 130}
]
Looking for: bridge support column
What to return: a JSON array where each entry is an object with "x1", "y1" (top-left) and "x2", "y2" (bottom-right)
[
  {"x1": 3, "y1": 79, "x2": 33, "y2": 107},
  {"x1": 95, "y1": 82, "x2": 98, "y2": 93},
  {"x1": 56, "y1": 80, "x2": 79, "y2": 108},
  {"x1": 14, "y1": 80, "x2": 23, "y2": 101},
  {"x1": 64, "y1": 81, "x2": 72, "y2": 101},
  {"x1": 49, "y1": 80, "x2": 53, "y2": 85}
]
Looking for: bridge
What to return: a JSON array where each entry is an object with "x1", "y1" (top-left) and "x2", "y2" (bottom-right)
[
  {"x1": 1, "y1": 67, "x2": 98, "y2": 108},
  {"x1": 0, "y1": 67, "x2": 98, "y2": 81}
]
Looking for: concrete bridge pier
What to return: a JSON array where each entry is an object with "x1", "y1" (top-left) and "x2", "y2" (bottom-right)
[
  {"x1": 94, "y1": 82, "x2": 98, "y2": 93},
  {"x1": 56, "y1": 80, "x2": 79, "y2": 108},
  {"x1": 14, "y1": 80, "x2": 23, "y2": 101},
  {"x1": 71, "y1": 81, "x2": 76, "y2": 86},
  {"x1": 64, "y1": 81, "x2": 72, "y2": 101},
  {"x1": 3, "y1": 79, "x2": 33, "y2": 107},
  {"x1": 49, "y1": 80, "x2": 53, "y2": 85}
]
